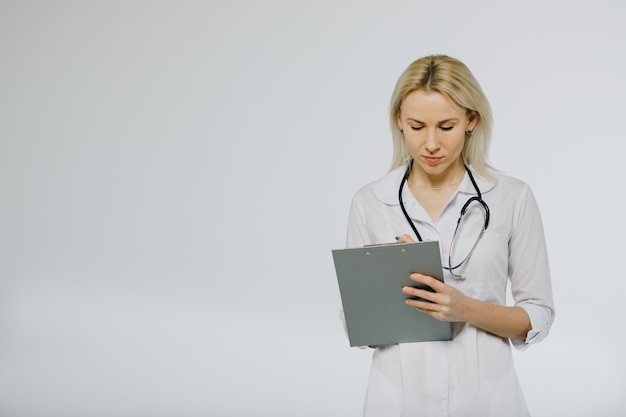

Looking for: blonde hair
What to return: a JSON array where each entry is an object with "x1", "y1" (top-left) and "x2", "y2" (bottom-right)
[{"x1": 389, "y1": 55, "x2": 494, "y2": 178}]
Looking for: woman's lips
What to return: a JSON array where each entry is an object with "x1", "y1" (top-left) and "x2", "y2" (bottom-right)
[{"x1": 422, "y1": 156, "x2": 443, "y2": 166}]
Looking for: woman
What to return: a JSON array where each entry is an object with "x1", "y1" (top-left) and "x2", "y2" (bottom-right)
[{"x1": 344, "y1": 55, "x2": 555, "y2": 416}]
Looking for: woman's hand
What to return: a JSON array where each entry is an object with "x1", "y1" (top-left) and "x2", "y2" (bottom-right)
[
  {"x1": 402, "y1": 273, "x2": 532, "y2": 339},
  {"x1": 402, "y1": 273, "x2": 471, "y2": 323},
  {"x1": 395, "y1": 233, "x2": 532, "y2": 338},
  {"x1": 396, "y1": 234, "x2": 471, "y2": 322},
  {"x1": 395, "y1": 234, "x2": 415, "y2": 243}
]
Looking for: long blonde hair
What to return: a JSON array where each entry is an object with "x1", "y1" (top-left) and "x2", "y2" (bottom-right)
[{"x1": 389, "y1": 55, "x2": 494, "y2": 178}]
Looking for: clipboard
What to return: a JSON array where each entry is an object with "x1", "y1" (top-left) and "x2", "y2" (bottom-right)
[{"x1": 332, "y1": 241, "x2": 452, "y2": 347}]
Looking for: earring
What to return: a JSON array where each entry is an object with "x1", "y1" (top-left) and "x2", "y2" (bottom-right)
[
  {"x1": 400, "y1": 129, "x2": 404, "y2": 134},
  {"x1": 465, "y1": 130, "x2": 473, "y2": 137}
]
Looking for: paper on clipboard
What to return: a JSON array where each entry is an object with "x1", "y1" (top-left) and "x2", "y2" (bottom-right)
[{"x1": 332, "y1": 241, "x2": 452, "y2": 347}]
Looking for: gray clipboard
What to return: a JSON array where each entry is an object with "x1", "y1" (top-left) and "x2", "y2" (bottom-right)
[{"x1": 332, "y1": 241, "x2": 452, "y2": 347}]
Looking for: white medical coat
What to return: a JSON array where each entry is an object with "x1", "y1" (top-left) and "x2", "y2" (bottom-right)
[{"x1": 345, "y1": 165, "x2": 555, "y2": 417}]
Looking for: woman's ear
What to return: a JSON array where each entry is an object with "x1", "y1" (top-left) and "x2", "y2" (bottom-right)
[
  {"x1": 396, "y1": 112, "x2": 403, "y2": 131},
  {"x1": 467, "y1": 111, "x2": 479, "y2": 131}
]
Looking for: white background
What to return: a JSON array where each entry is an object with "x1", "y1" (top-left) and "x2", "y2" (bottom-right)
[{"x1": 1, "y1": 1, "x2": 625, "y2": 416}]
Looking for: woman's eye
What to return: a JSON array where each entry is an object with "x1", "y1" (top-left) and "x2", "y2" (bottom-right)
[
  {"x1": 410, "y1": 126, "x2": 423, "y2": 131},
  {"x1": 440, "y1": 126, "x2": 454, "y2": 131}
]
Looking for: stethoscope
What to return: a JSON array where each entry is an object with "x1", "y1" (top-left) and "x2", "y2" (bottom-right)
[{"x1": 398, "y1": 160, "x2": 490, "y2": 280}]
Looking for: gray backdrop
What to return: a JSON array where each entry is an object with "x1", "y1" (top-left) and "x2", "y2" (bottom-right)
[{"x1": 1, "y1": 1, "x2": 625, "y2": 416}]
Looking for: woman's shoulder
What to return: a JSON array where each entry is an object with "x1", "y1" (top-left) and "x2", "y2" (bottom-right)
[
  {"x1": 493, "y1": 171, "x2": 530, "y2": 189},
  {"x1": 488, "y1": 171, "x2": 537, "y2": 204},
  {"x1": 352, "y1": 165, "x2": 407, "y2": 206}
]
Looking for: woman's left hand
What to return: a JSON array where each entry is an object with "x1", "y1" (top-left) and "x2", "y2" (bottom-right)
[{"x1": 402, "y1": 273, "x2": 471, "y2": 323}]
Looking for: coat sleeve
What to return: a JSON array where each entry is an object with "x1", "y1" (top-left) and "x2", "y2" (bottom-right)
[
  {"x1": 508, "y1": 184, "x2": 555, "y2": 351},
  {"x1": 346, "y1": 194, "x2": 372, "y2": 248}
]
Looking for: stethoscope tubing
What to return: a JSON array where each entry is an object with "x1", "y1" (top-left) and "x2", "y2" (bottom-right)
[{"x1": 398, "y1": 161, "x2": 490, "y2": 278}]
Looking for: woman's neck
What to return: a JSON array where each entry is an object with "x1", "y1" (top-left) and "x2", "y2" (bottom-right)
[{"x1": 408, "y1": 160, "x2": 466, "y2": 190}]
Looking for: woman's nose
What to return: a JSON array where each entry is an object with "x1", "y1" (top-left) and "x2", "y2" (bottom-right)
[{"x1": 424, "y1": 131, "x2": 441, "y2": 153}]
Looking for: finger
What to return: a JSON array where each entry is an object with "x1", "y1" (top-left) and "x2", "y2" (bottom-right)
[
  {"x1": 409, "y1": 298, "x2": 451, "y2": 321},
  {"x1": 410, "y1": 273, "x2": 446, "y2": 292},
  {"x1": 402, "y1": 286, "x2": 439, "y2": 304},
  {"x1": 416, "y1": 306, "x2": 448, "y2": 322},
  {"x1": 405, "y1": 297, "x2": 440, "y2": 312},
  {"x1": 396, "y1": 234, "x2": 416, "y2": 243}
]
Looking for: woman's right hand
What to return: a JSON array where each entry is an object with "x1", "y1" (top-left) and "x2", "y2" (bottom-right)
[{"x1": 396, "y1": 234, "x2": 416, "y2": 243}]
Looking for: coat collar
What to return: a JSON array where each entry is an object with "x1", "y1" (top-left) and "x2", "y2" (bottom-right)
[{"x1": 373, "y1": 164, "x2": 496, "y2": 206}]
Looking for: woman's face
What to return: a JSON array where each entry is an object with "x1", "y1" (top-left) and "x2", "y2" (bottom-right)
[{"x1": 397, "y1": 90, "x2": 477, "y2": 180}]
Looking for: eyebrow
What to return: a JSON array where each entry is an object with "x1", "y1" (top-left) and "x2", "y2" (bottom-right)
[{"x1": 406, "y1": 118, "x2": 460, "y2": 124}]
